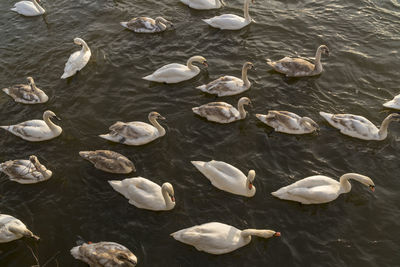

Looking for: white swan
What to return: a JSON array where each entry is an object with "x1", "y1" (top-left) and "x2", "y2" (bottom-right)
[
  {"x1": 202, "y1": 0, "x2": 254, "y2": 30},
  {"x1": 71, "y1": 241, "x2": 138, "y2": 266},
  {"x1": 266, "y1": 45, "x2": 330, "y2": 77},
  {"x1": 171, "y1": 222, "x2": 280, "y2": 255},
  {"x1": 79, "y1": 150, "x2": 135, "y2": 174},
  {"x1": 180, "y1": 0, "x2": 224, "y2": 10},
  {"x1": 192, "y1": 97, "x2": 252, "y2": 123},
  {"x1": 61, "y1": 38, "x2": 91, "y2": 79},
  {"x1": 0, "y1": 155, "x2": 52, "y2": 184},
  {"x1": 108, "y1": 177, "x2": 175, "y2": 211},
  {"x1": 0, "y1": 214, "x2": 39, "y2": 243},
  {"x1": 99, "y1": 112, "x2": 166, "y2": 146},
  {"x1": 120, "y1": 17, "x2": 173, "y2": 33},
  {"x1": 271, "y1": 173, "x2": 375, "y2": 204},
  {"x1": 383, "y1": 94, "x2": 400, "y2": 110},
  {"x1": 2, "y1": 77, "x2": 48, "y2": 104},
  {"x1": 143, "y1": 56, "x2": 208, "y2": 84},
  {"x1": 191, "y1": 160, "x2": 256, "y2": 197},
  {"x1": 0, "y1": 110, "x2": 62, "y2": 142},
  {"x1": 256, "y1": 111, "x2": 319, "y2": 134},
  {"x1": 11, "y1": 0, "x2": 45, "y2": 16},
  {"x1": 320, "y1": 112, "x2": 400, "y2": 140},
  {"x1": 196, "y1": 62, "x2": 254, "y2": 96}
]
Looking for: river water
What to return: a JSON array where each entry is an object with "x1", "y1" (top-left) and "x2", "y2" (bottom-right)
[{"x1": 0, "y1": 0, "x2": 399, "y2": 266}]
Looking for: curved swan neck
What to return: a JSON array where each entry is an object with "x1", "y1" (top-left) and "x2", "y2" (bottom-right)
[
  {"x1": 32, "y1": 0, "x2": 44, "y2": 12},
  {"x1": 9, "y1": 225, "x2": 38, "y2": 239},
  {"x1": 314, "y1": 46, "x2": 323, "y2": 72},
  {"x1": 149, "y1": 116, "x2": 166, "y2": 136},
  {"x1": 186, "y1": 57, "x2": 199, "y2": 71},
  {"x1": 378, "y1": 115, "x2": 395, "y2": 139},
  {"x1": 339, "y1": 173, "x2": 371, "y2": 193},
  {"x1": 242, "y1": 65, "x2": 251, "y2": 88},
  {"x1": 161, "y1": 187, "x2": 174, "y2": 209},
  {"x1": 243, "y1": 0, "x2": 252, "y2": 21},
  {"x1": 155, "y1": 18, "x2": 167, "y2": 31},
  {"x1": 43, "y1": 113, "x2": 58, "y2": 131},
  {"x1": 237, "y1": 100, "x2": 247, "y2": 119},
  {"x1": 241, "y1": 229, "x2": 275, "y2": 239},
  {"x1": 80, "y1": 40, "x2": 90, "y2": 53}
]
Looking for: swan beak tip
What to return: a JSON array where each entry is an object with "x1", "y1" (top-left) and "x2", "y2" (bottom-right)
[
  {"x1": 171, "y1": 196, "x2": 175, "y2": 202},
  {"x1": 274, "y1": 232, "x2": 281, "y2": 237},
  {"x1": 203, "y1": 61, "x2": 208, "y2": 67},
  {"x1": 369, "y1": 186, "x2": 375, "y2": 192}
]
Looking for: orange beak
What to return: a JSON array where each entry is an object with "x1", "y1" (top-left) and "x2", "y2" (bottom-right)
[
  {"x1": 274, "y1": 232, "x2": 281, "y2": 237},
  {"x1": 171, "y1": 196, "x2": 175, "y2": 202},
  {"x1": 369, "y1": 186, "x2": 375, "y2": 192},
  {"x1": 248, "y1": 183, "x2": 253, "y2": 190}
]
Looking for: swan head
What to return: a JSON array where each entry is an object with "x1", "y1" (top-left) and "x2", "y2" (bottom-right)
[
  {"x1": 29, "y1": 155, "x2": 38, "y2": 164},
  {"x1": 244, "y1": 62, "x2": 254, "y2": 71},
  {"x1": 73, "y1": 38, "x2": 86, "y2": 46},
  {"x1": 319, "y1": 45, "x2": 330, "y2": 56},
  {"x1": 149, "y1": 111, "x2": 166, "y2": 121},
  {"x1": 247, "y1": 170, "x2": 256, "y2": 190},
  {"x1": 155, "y1": 17, "x2": 174, "y2": 28},
  {"x1": 242, "y1": 229, "x2": 280, "y2": 239},
  {"x1": 387, "y1": 113, "x2": 400, "y2": 122},
  {"x1": 238, "y1": 97, "x2": 252, "y2": 108},
  {"x1": 26, "y1": 77, "x2": 35, "y2": 85},
  {"x1": 162, "y1": 182, "x2": 175, "y2": 202},
  {"x1": 44, "y1": 110, "x2": 61, "y2": 121},
  {"x1": 189, "y1": 56, "x2": 208, "y2": 67},
  {"x1": 114, "y1": 251, "x2": 138, "y2": 266}
]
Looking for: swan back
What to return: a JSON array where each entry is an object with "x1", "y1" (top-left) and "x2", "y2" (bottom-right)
[
  {"x1": 61, "y1": 38, "x2": 91, "y2": 79},
  {"x1": 79, "y1": 150, "x2": 136, "y2": 174}
]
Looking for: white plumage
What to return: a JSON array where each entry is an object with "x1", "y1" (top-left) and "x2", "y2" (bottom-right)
[
  {"x1": 180, "y1": 0, "x2": 224, "y2": 10},
  {"x1": 61, "y1": 38, "x2": 91, "y2": 79},
  {"x1": 0, "y1": 214, "x2": 39, "y2": 243},
  {"x1": 2, "y1": 77, "x2": 48, "y2": 104},
  {"x1": 11, "y1": 0, "x2": 45, "y2": 16},
  {"x1": 383, "y1": 94, "x2": 400, "y2": 110},
  {"x1": 120, "y1": 17, "x2": 173, "y2": 33}
]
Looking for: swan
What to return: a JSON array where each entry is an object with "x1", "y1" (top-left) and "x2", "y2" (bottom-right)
[
  {"x1": 192, "y1": 97, "x2": 252, "y2": 123},
  {"x1": 99, "y1": 111, "x2": 166, "y2": 146},
  {"x1": 202, "y1": 0, "x2": 254, "y2": 30},
  {"x1": 171, "y1": 222, "x2": 280, "y2": 255},
  {"x1": 2, "y1": 77, "x2": 48, "y2": 104},
  {"x1": 11, "y1": 0, "x2": 45, "y2": 16},
  {"x1": 266, "y1": 45, "x2": 330, "y2": 77},
  {"x1": 0, "y1": 155, "x2": 52, "y2": 184},
  {"x1": 0, "y1": 110, "x2": 62, "y2": 142},
  {"x1": 71, "y1": 241, "x2": 138, "y2": 266},
  {"x1": 271, "y1": 173, "x2": 375, "y2": 204},
  {"x1": 0, "y1": 214, "x2": 39, "y2": 243},
  {"x1": 180, "y1": 0, "x2": 224, "y2": 10},
  {"x1": 61, "y1": 38, "x2": 91, "y2": 79},
  {"x1": 319, "y1": 112, "x2": 400, "y2": 140},
  {"x1": 256, "y1": 111, "x2": 319, "y2": 134},
  {"x1": 191, "y1": 160, "x2": 255, "y2": 197},
  {"x1": 196, "y1": 62, "x2": 254, "y2": 96},
  {"x1": 108, "y1": 177, "x2": 175, "y2": 211},
  {"x1": 143, "y1": 56, "x2": 208, "y2": 84},
  {"x1": 79, "y1": 150, "x2": 136, "y2": 174},
  {"x1": 120, "y1": 17, "x2": 173, "y2": 33},
  {"x1": 383, "y1": 94, "x2": 400, "y2": 110}
]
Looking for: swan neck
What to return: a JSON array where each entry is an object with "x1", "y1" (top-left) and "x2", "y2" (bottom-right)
[
  {"x1": 241, "y1": 229, "x2": 273, "y2": 239},
  {"x1": 238, "y1": 101, "x2": 247, "y2": 119},
  {"x1": 162, "y1": 187, "x2": 174, "y2": 209},
  {"x1": 43, "y1": 113, "x2": 58, "y2": 132},
  {"x1": 186, "y1": 57, "x2": 198, "y2": 71},
  {"x1": 242, "y1": 65, "x2": 250, "y2": 88},
  {"x1": 80, "y1": 40, "x2": 90, "y2": 53},
  {"x1": 244, "y1": 0, "x2": 251, "y2": 21},
  {"x1": 339, "y1": 173, "x2": 370, "y2": 193},
  {"x1": 32, "y1": 0, "x2": 43, "y2": 12},
  {"x1": 149, "y1": 117, "x2": 165, "y2": 136},
  {"x1": 314, "y1": 47, "x2": 323, "y2": 71},
  {"x1": 378, "y1": 115, "x2": 393, "y2": 139},
  {"x1": 156, "y1": 19, "x2": 167, "y2": 31}
]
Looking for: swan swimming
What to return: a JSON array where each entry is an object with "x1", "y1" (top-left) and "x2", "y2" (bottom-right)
[
  {"x1": 2, "y1": 77, "x2": 48, "y2": 104},
  {"x1": 120, "y1": 17, "x2": 173, "y2": 33},
  {"x1": 171, "y1": 222, "x2": 280, "y2": 255},
  {"x1": 61, "y1": 38, "x2": 91, "y2": 79},
  {"x1": 11, "y1": 0, "x2": 45, "y2": 16},
  {"x1": 196, "y1": 62, "x2": 254, "y2": 96},
  {"x1": 191, "y1": 160, "x2": 256, "y2": 197},
  {"x1": 79, "y1": 150, "x2": 136, "y2": 174},
  {"x1": 0, "y1": 110, "x2": 62, "y2": 142},
  {"x1": 267, "y1": 45, "x2": 329, "y2": 77},
  {"x1": 0, "y1": 214, "x2": 39, "y2": 243},
  {"x1": 143, "y1": 56, "x2": 208, "y2": 84},
  {"x1": 383, "y1": 94, "x2": 400, "y2": 110},
  {"x1": 99, "y1": 112, "x2": 166, "y2": 146},
  {"x1": 272, "y1": 173, "x2": 375, "y2": 204},
  {"x1": 180, "y1": 0, "x2": 224, "y2": 10}
]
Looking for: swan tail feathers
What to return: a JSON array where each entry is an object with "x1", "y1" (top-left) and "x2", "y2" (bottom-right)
[
  {"x1": 11, "y1": 7, "x2": 17, "y2": 12},
  {"x1": 196, "y1": 85, "x2": 206, "y2": 91},
  {"x1": 120, "y1": 22, "x2": 128, "y2": 28},
  {"x1": 61, "y1": 72, "x2": 72, "y2": 79},
  {"x1": 266, "y1": 59, "x2": 275, "y2": 68},
  {"x1": 142, "y1": 75, "x2": 154, "y2": 81},
  {"x1": 79, "y1": 151, "x2": 91, "y2": 159},
  {"x1": 108, "y1": 180, "x2": 126, "y2": 195},
  {"x1": 202, "y1": 19, "x2": 212, "y2": 25},
  {"x1": 192, "y1": 107, "x2": 200, "y2": 115},
  {"x1": 319, "y1": 111, "x2": 333, "y2": 121},
  {"x1": 70, "y1": 245, "x2": 81, "y2": 258},
  {"x1": 2, "y1": 88, "x2": 9, "y2": 94}
]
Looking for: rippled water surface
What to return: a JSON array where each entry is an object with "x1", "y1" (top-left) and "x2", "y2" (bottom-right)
[{"x1": 1, "y1": 0, "x2": 400, "y2": 266}]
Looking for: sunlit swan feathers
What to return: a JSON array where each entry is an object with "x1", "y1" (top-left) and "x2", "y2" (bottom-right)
[
  {"x1": 171, "y1": 222, "x2": 280, "y2": 255},
  {"x1": 0, "y1": 110, "x2": 62, "y2": 142},
  {"x1": 61, "y1": 38, "x2": 91, "y2": 79},
  {"x1": 120, "y1": 17, "x2": 173, "y2": 33},
  {"x1": 196, "y1": 62, "x2": 254, "y2": 96},
  {"x1": 11, "y1": 0, "x2": 45, "y2": 16},
  {"x1": 203, "y1": 0, "x2": 254, "y2": 30},
  {"x1": 383, "y1": 94, "x2": 400, "y2": 110},
  {"x1": 0, "y1": 214, "x2": 39, "y2": 243},
  {"x1": 256, "y1": 111, "x2": 319, "y2": 134},
  {"x1": 192, "y1": 97, "x2": 252, "y2": 123},
  {"x1": 267, "y1": 45, "x2": 329, "y2": 77},
  {"x1": 143, "y1": 56, "x2": 208, "y2": 83},
  {"x1": 0, "y1": 155, "x2": 52, "y2": 184},
  {"x1": 319, "y1": 112, "x2": 400, "y2": 140},
  {"x1": 99, "y1": 112, "x2": 166, "y2": 146},
  {"x1": 108, "y1": 177, "x2": 175, "y2": 211},
  {"x1": 271, "y1": 173, "x2": 375, "y2": 204},
  {"x1": 181, "y1": 0, "x2": 224, "y2": 10},
  {"x1": 191, "y1": 160, "x2": 256, "y2": 197},
  {"x1": 79, "y1": 150, "x2": 135, "y2": 174},
  {"x1": 2, "y1": 77, "x2": 48, "y2": 104},
  {"x1": 71, "y1": 241, "x2": 137, "y2": 267}
]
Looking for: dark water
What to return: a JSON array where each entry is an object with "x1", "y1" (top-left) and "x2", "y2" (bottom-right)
[{"x1": 1, "y1": 0, "x2": 400, "y2": 266}]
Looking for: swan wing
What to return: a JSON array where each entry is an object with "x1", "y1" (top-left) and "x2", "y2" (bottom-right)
[
  {"x1": 286, "y1": 185, "x2": 340, "y2": 204},
  {"x1": 197, "y1": 76, "x2": 245, "y2": 96},
  {"x1": 271, "y1": 57, "x2": 314, "y2": 77},
  {"x1": 61, "y1": 50, "x2": 91, "y2": 79},
  {"x1": 204, "y1": 14, "x2": 248, "y2": 30},
  {"x1": 193, "y1": 102, "x2": 239, "y2": 123},
  {"x1": 207, "y1": 160, "x2": 244, "y2": 179},
  {"x1": 2, "y1": 120, "x2": 50, "y2": 140},
  {"x1": 126, "y1": 17, "x2": 157, "y2": 32},
  {"x1": 13, "y1": 1, "x2": 43, "y2": 16},
  {"x1": 321, "y1": 113, "x2": 379, "y2": 138},
  {"x1": 144, "y1": 64, "x2": 198, "y2": 83}
]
